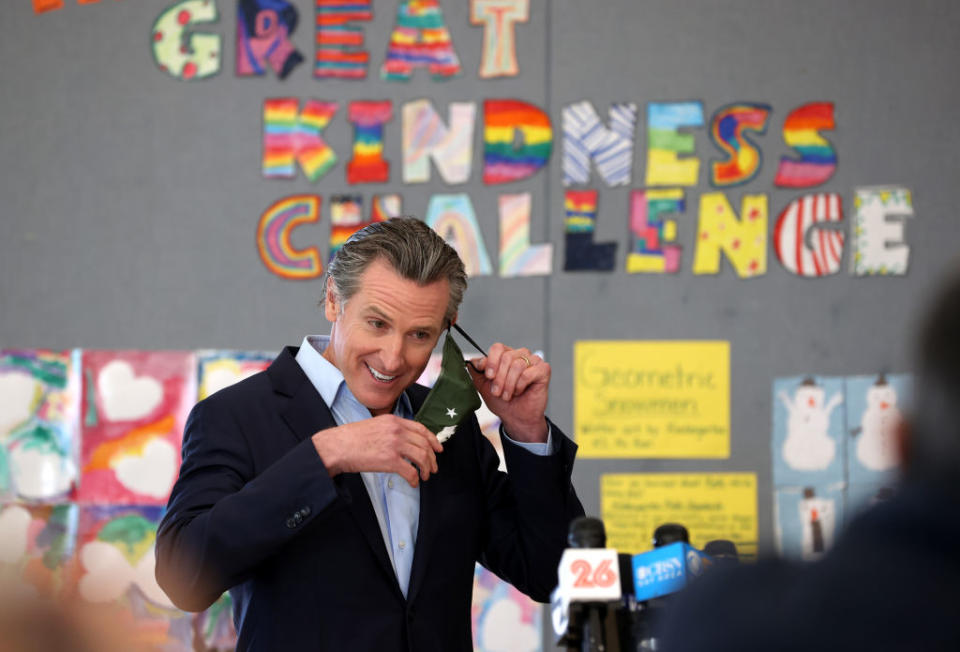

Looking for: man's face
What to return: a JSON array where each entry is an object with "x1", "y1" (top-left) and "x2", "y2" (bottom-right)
[{"x1": 323, "y1": 258, "x2": 451, "y2": 415}]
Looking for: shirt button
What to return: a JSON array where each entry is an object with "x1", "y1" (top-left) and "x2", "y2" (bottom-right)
[
  {"x1": 398, "y1": 541, "x2": 406, "y2": 550},
  {"x1": 387, "y1": 478, "x2": 394, "y2": 490}
]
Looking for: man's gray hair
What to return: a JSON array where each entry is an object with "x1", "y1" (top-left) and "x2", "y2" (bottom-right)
[{"x1": 322, "y1": 217, "x2": 468, "y2": 323}]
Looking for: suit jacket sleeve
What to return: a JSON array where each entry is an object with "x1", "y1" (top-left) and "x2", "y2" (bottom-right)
[
  {"x1": 475, "y1": 418, "x2": 584, "y2": 602},
  {"x1": 155, "y1": 386, "x2": 337, "y2": 612}
]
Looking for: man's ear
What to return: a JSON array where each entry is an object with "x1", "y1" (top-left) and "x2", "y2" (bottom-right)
[
  {"x1": 324, "y1": 279, "x2": 340, "y2": 322},
  {"x1": 448, "y1": 312, "x2": 458, "y2": 329}
]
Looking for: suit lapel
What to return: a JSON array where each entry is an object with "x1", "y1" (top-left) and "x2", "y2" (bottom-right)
[
  {"x1": 406, "y1": 385, "x2": 441, "y2": 605},
  {"x1": 269, "y1": 347, "x2": 402, "y2": 595}
]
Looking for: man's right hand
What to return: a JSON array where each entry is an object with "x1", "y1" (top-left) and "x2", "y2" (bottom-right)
[{"x1": 311, "y1": 415, "x2": 443, "y2": 488}]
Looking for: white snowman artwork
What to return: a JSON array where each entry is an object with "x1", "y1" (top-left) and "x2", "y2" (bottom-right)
[
  {"x1": 854, "y1": 375, "x2": 901, "y2": 471},
  {"x1": 780, "y1": 378, "x2": 843, "y2": 471}
]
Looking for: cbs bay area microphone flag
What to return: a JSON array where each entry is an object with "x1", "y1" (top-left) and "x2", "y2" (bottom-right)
[{"x1": 414, "y1": 332, "x2": 482, "y2": 443}]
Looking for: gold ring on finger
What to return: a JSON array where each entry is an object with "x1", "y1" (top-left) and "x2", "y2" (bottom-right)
[{"x1": 519, "y1": 355, "x2": 531, "y2": 367}]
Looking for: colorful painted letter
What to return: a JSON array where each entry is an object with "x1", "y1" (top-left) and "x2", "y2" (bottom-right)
[
  {"x1": 381, "y1": 0, "x2": 462, "y2": 81},
  {"x1": 850, "y1": 187, "x2": 914, "y2": 276},
  {"x1": 32, "y1": 0, "x2": 65, "y2": 13},
  {"x1": 315, "y1": 0, "x2": 372, "y2": 79},
  {"x1": 425, "y1": 194, "x2": 493, "y2": 276},
  {"x1": 403, "y1": 100, "x2": 476, "y2": 184},
  {"x1": 484, "y1": 99, "x2": 553, "y2": 185},
  {"x1": 499, "y1": 193, "x2": 552, "y2": 277},
  {"x1": 774, "y1": 193, "x2": 845, "y2": 277},
  {"x1": 262, "y1": 99, "x2": 338, "y2": 181},
  {"x1": 256, "y1": 194, "x2": 323, "y2": 280},
  {"x1": 627, "y1": 189, "x2": 684, "y2": 274},
  {"x1": 646, "y1": 101, "x2": 705, "y2": 187},
  {"x1": 198, "y1": 350, "x2": 276, "y2": 400},
  {"x1": 710, "y1": 103, "x2": 772, "y2": 187},
  {"x1": 562, "y1": 101, "x2": 637, "y2": 187},
  {"x1": 692, "y1": 192, "x2": 768, "y2": 278},
  {"x1": 151, "y1": 0, "x2": 221, "y2": 81},
  {"x1": 236, "y1": 0, "x2": 304, "y2": 79},
  {"x1": 469, "y1": 0, "x2": 529, "y2": 78},
  {"x1": 564, "y1": 190, "x2": 617, "y2": 272},
  {"x1": 329, "y1": 194, "x2": 400, "y2": 259},
  {"x1": 774, "y1": 102, "x2": 837, "y2": 188},
  {"x1": 347, "y1": 101, "x2": 392, "y2": 184}
]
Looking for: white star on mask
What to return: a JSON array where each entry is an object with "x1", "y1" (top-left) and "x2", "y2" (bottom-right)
[{"x1": 446, "y1": 407, "x2": 458, "y2": 419}]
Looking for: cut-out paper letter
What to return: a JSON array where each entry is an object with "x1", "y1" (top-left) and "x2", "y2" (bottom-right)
[
  {"x1": 692, "y1": 192, "x2": 768, "y2": 278},
  {"x1": 709, "y1": 103, "x2": 772, "y2": 187},
  {"x1": 381, "y1": 0, "x2": 462, "y2": 81},
  {"x1": 469, "y1": 0, "x2": 529, "y2": 79},
  {"x1": 564, "y1": 190, "x2": 617, "y2": 272},
  {"x1": 236, "y1": 0, "x2": 304, "y2": 79},
  {"x1": 627, "y1": 189, "x2": 684, "y2": 274},
  {"x1": 262, "y1": 99, "x2": 338, "y2": 181},
  {"x1": 152, "y1": 0, "x2": 221, "y2": 81},
  {"x1": 33, "y1": 0, "x2": 65, "y2": 13},
  {"x1": 315, "y1": 0, "x2": 372, "y2": 79},
  {"x1": 774, "y1": 193, "x2": 845, "y2": 277},
  {"x1": 483, "y1": 99, "x2": 552, "y2": 185},
  {"x1": 645, "y1": 101, "x2": 705, "y2": 187},
  {"x1": 774, "y1": 102, "x2": 837, "y2": 188},
  {"x1": 562, "y1": 101, "x2": 637, "y2": 187},
  {"x1": 850, "y1": 186, "x2": 914, "y2": 276},
  {"x1": 347, "y1": 101, "x2": 392, "y2": 184},
  {"x1": 198, "y1": 351, "x2": 276, "y2": 400},
  {"x1": 499, "y1": 193, "x2": 552, "y2": 277},
  {"x1": 256, "y1": 194, "x2": 323, "y2": 280},
  {"x1": 329, "y1": 194, "x2": 401, "y2": 259},
  {"x1": 403, "y1": 100, "x2": 476, "y2": 184},
  {"x1": 425, "y1": 194, "x2": 493, "y2": 276}
]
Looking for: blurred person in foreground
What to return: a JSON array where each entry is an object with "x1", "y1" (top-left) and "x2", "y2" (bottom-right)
[
  {"x1": 155, "y1": 217, "x2": 584, "y2": 651},
  {"x1": 660, "y1": 272, "x2": 960, "y2": 652}
]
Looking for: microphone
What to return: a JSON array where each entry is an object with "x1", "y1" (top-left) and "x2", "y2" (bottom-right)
[{"x1": 703, "y1": 539, "x2": 739, "y2": 567}]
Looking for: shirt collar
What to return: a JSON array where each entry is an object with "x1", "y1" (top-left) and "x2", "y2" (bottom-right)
[{"x1": 295, "y1": 335, "x2": 413, "y2": 416}]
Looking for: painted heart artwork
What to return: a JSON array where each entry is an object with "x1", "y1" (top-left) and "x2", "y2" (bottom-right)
[
  {"x1": 0, "y1": 503, "x2": 78, "y2": 597},
  {"x1": 77, "y1": 351, "x2": 197, "y2": 504},
  {"x1": 197, "y1": 350, "x2": 275, "y2": 400},
  {"x1": 0, "y1": 350, "x2": 81, "y2": 501}
]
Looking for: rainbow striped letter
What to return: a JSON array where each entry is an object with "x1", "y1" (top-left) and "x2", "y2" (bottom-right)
[
  {"x1": 563, "y1": 190, "x2": 617, "y2": 272},
  {"x1": 483, "y1": 99, "x2": 552, "y2": 185},
  {"x1": 692, "y1": 192, "x2": 768, "y2": 278},
  {"x1": 774, "y1": 102, "x2": 837, "y2": 188},
  {"x1": 425, "y1": 194, "x2": 493, "y2": 276},
  {"x1": 645, "y1": 102, "x2": 705, "y2": 187},
  {"x1": 403, "y1": 100, "x2": 476, "y2": 184},
  {"x1": 469, "y1": 0, "x2": 529, "y2": 79},
  {"x1": 381, "y1": 0, "x2": 462, "y2": 82},
  {"x1": 262, "y1": 99, "x2": 339, "y2": 181},
  {"x1": 562, "y1": 101, "x2": 637, "y2": 187},
  {"x1": 151, "y1": 0, "x2": 221, "y2": 81},
  {"x1": 499, "y1": 193, "x2": 552, "y2": 277},
  {"x1": 626, "y1": 189, "x2": 684, "y2": 274},
  {"x1": 256, "y1": 195, "x2": 323, "y2": 280},
  {"x1": 329, "y1": 194, "x2": 401, "y2": 260},
  {"x1": 314, "y1": 0, "x2": 372, "y2": 79},
  {"x1": 347, "y1": 101, "x2": 393, "y2": 184},
  {"x1": 774, "y1": 193, "x2": 844, "y2": 277},
  {"x1": 709, "y1": 103, "x2": 772, "y2": 188}
]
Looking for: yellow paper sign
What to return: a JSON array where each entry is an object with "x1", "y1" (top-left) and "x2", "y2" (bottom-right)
[
  {"x1": 575, "y1": 341, "x2": 730, "y2": 457},
  {"x1": 601, "y1": 473, "x2": 757, "y2": 557}
]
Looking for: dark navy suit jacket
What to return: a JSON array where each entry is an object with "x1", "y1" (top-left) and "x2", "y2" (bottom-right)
[{"x1": 156, "y1": 347, "x2": 583, "y2": 651}]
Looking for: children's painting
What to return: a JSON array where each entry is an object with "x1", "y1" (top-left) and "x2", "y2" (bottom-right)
[
  {"x1": 197, "y1": 350, "x2": 276, "y2": 401},
  {"x1": 0, "y1": 350, "x2": 80, "y2": 501},
  {"x1": 774, "y1": 484, "x2": 844, "y2": 561},
  {"x1": 472, "y1": 563, "x2": 541, "y2": 652},
  {"x1": 78, "y1": 351, "x2": 197, "y2": 504},
  {"x1": 772, "y1": 376, "x2": 845, "y2": 486},
  {"x1": 0, "y1": 503, "x2": 77, "y2": 597}
]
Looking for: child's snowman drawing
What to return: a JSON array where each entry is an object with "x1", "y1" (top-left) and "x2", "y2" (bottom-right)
[
  {"x1": 852, "y1": 374, "x2": 900, "y2": 471},
  {"x1": 780, "y1": 378, "x2": 843, "y2": 471}
]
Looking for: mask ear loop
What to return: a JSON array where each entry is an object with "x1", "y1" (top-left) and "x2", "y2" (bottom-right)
[{"x1": 448, "y1": 322, "x2": 487, "y2": 373}]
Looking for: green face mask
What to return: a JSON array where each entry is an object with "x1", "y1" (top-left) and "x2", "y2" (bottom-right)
[{"x1": 414, "y1": 332, "x2": 482, "y2": 443}]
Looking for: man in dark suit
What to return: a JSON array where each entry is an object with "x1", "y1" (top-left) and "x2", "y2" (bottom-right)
[
  {"x1": 658, "y1": 272, "x2": 960, "y2": 652},
  {"x1": 155, "y1": 217, "x2": 584, "y2": 651}
]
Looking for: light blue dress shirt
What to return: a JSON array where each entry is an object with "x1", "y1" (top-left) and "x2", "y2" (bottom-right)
[{"x1": 295, "y1": 335, "x2": 553, "y2": 597}]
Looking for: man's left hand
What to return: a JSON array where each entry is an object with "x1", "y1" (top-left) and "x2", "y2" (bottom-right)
[{"x1": 468, "y1": 343, "x2": 549, "y2": 443}]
